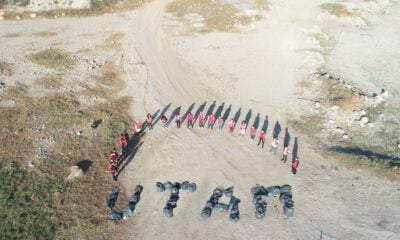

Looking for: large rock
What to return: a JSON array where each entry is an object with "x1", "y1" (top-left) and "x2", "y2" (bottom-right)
[{"x1": 360, "y1": 116, "x2": 369, "y2": 124}]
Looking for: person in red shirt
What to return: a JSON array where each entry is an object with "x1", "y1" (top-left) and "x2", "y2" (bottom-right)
[
  {"x1": 198, "y1": 112, "x2": 205, "y2": 128},
  {"x1": 270, "y1": 137, "x2": 280, "y2": 155},
  {"x1": 108, "y1": 162, "x2": 118, "y2": 181},
  {"x1": 257, "y1": 130, "x2": 266, "y2": 148},
  {"x1": 175, "y1": 113, "x2": 181, "y2": 128},
  {"x1": 250, "y1": 126, "x2": 256, "y2": 140},
  {"x1": 146, "y1": 113, "x2": 153, "y2": 131},
  {"x1": 109, "y1": 148, "x2": 120, "y2": 164},
  {"x1": 292, "y1": 156, "x2": 300, "y2": 174},
  {"x1": 207, "y1": 113, "x2": 215, "y2": 129},
  {"x1": 216, "y1": 116, "x2": 224, "y2": 132},
  {"x1": 281, "y1": 145, "x2": 291, "y2": 163},
  {"x1": 118, "y1": 133, "x2": 126, "y2": 154},
  {"x1": 161, "y1": 115, "x2": 168, "y2": 128},
  {"x1": 134, "y1": 121, "x2": 142, "y2": 133},
  {"x1": 228, "y1": 118, "x2": 235, "y2": 133},
  {"x1": 239, "y1": 121, "x2": 246, "y2": 136},
  {"x1": 187, "y1": 112, "x2": 194, "y2": 128}
]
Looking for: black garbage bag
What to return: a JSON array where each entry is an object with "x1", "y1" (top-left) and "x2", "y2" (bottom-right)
[
  {"x1": 283, "y1": 204, "x2": 294, "y2": 217},
  {"x1": 135, "y1": 185, "x2": 144, "y2": 194},
  {"x1": 259, "y1": 186, "x2": 268, "y2": 196},
  {"x1": 156, "y1": 182, "x2": 165, "y2": 192},
  {"x1": 253, "y1": 194, "x2": 262, "y2": 204},
  {"x1": 251, "y1": 184, "x2": 262, "y2": 195},
  {"x1": 130, "y1": 192, "x2": 141, "y2": 204},
  {"x1": 230, "y1": 204, "x2": 240, "y2": 214},
  {"x1": 164, "y1": 181, "x2": 173, "y2": 190},
  {"x1": 213, "y1": 187, "x2": 224, "y2": 197},
  {"x1": 209, "y1": 196, "x2": 220, "y2": 206},
  {"x1": 280, "y1": 184, "x2": 292, "y2": 194},
  {"x1": 279, "y1": 192, "x2": 292, "y2": 204},
  {"x1": 106, "y1": 186, "x2": 120, "y2": 209},
  {"x1": 123, "y1": 208, "x2": 133, "y2": 219},
  {"x1": 163, "y1": 204, "x2": 174, "y2": 218},
  {"x1": 266, "y1": 185, "x2": 281, "y2": 197},
  {"x1": 188, "y1": 182, "x2": 197, "y2": 192},
  {"x1": 167, "y1": 193, "x2": 180, "y2": 208},
  {"x1": 201, "y1": 207, "x2": 212, "y2": 219},
  {"x1": 171, "y1": 187, "x2": 180, "y2": 194},
  {"x1": 256, "y1": 210, "x2": 265, "y2": 219},
  {"x1": 205, "y1": 200, "x2": 214, "y2": 208},
  {"x1": 173, "y1": 182, "x2": 182, "y2": 189},
  {"x1": 91, "y1": 119, "x2": 103, "y2": 128},
  {"x1": 230, "y1": 212, "x2": 240, "y2": 223},
  {"x1": 109, "y1": 209, "x2": 123, "y2": 221},
  {"x1": 215, "y1": 203, "x2": 230, "y2": 212},
  {"x1": 229, "y1": 196, "x2": 241, "y2": 206},
  {"x1": 181, "y1": 181, "x2": 189, "y2": 190},
  {"x1": 224, "y1": 186, "x2": 234, "y2": 197},
  {"x1": 127, "y1": 202, "x2": 136, "y2": 211}
]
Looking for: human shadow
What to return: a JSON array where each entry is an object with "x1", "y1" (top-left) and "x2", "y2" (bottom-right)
[
  {"x1": 193, "y1": 101, "x2": 207, "y2": 125},
  {"x1": 253, "y1": 113, "x2": 260, "y2": 129},
  {"x1": 215, "y1": 102, "x2": 225, "y2": 118},
  {"x1": 273, "y1": 120, "x2": 282, "y2": 138},
  {"x1": 292, "y1": 137, "x2": 298, "y2": 163},
  {"x1": 167, "y1": 106, "x2": 181, "y2": 127},
  {"x1": 154, "y1": 103, "x2": 171, "y2": 125},
  {"x1": 116, "y1": 131, "x2": 145, "y2": 178},
  {"x1": 329, "y1": 146, "x2": 400, "y2": 167},
  {"x1": 183, "y1": 103, "x2": 195, "y2": 122},
  {"x1": 245, "y1": 109, "x2": 252, "y2": 126},
  {"x1": 261, "y1": 115, "x2": 269, "y2": 132},
  {"x1": 222, "y1": 104, "x2": 232, "y2": 127},
  {"x1": 233, "y1": 108, "x2": 241, "y2": 124},
  {"x1": 205, "y1": 100, "x2": 216, "y2": 119},
  {"x1": 283, "y1": 127, "x2": 291, "y2": 147}
]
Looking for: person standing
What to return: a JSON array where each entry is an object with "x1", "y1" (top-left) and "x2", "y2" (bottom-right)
[
  {"x1": 270, "y1": 137, "x2": 279, "y2": 155},
  {"x1": 175, "y1": 113, "x2": 181, "y2": 128},
  {"x1": 108, "y1": 162, "x2": 118, "y2": 181},
  {"x1": 146, "y1": 113, "x2": 153, "y2": 131},
  {"x1": 239, "y1": 121, "x2": 247, "y2": 136},
  {"x1": 281, "y1": 145, "x2": 291, "y2": 163},
  {"x1": 134, "y1": 121, "x2": 142, "y2": 133},
  {"x1": 207, "y1": 113, "x2": 215, "y2": 129},
  {"x1": 109, "y1": 148, "x2": 120, "y2": 164},
  {"x1": 161, "y1": 115, "x2": 168, "y2": 128},
  {"x1": 228, "y1": 118, "x2": 235, "y2": 133},
  {"x1": 118, "y1": 133, "x2": 126, "y2": 154},
  {"x1": 198, "y1": 112, "x2": 205, "y2": 128},
  {"x1": 292, "y1": 156, "x2": 300, "y2": 174},
  {"x1": 187, "y1": 112, "x2": 194, "y2": 128},
  {"x1": 250, "y1": 126, "x2": 256, "y2": 140},
  {"x1": 217, "y1": 116, "x2": 224, "y2": 132},
  {"x1": 257, "y1": 130, "x2": 266, "y2": 148}
]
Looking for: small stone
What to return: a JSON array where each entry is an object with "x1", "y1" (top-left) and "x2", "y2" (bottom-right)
[
  {"x1": 359, "y1": 110, "x2": 366, "y2": 116},
  {"x1": 381, "y1": 89, "x2": 389, "y2": 98},
  {"x1": 16, "y1": 16, "x2": 21, "y2": 20},
  {"x1": 332, "y1": 105, "x2": 339, "y2": 110},
  {"x1": 342, "y1": 134, "x2": 348, "y2": 139},
  {"x1": 315, "y1": 102, "x2": 321, "y2": 109},
  {"x1": 367, "y1": 122, "x2": 374, "y2": 128},
  {"x1": 29, "y1": 13, "x2": 37, "y2": 18},
  {"x1": 360, "y1": 116, "x2": 369, "y2": 124},
  {"x1": 329, "y1": 119, "x2": 335, "y2": 124},
  {"x1": 336, "y1": 127, "x2": 345, "y2": 134}
]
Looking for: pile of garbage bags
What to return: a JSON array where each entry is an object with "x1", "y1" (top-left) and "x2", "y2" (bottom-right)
[{"x1": 107, "y1": 185, "x2": 143, "y2": 221}]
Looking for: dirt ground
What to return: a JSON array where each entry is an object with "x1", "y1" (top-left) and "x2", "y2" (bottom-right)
[{"x1": 1, "y1": 0, "x2": 400, "y2": 239}]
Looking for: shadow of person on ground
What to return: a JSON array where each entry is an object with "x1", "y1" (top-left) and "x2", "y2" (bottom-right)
[
  {"x1": 116, "y1": 131, "x2": 145, "y2": 179},
  {"x1": 222, "y1": 104, "x2": 232, "y2": 127},
  {"x1": 283, "y1": 127, "x2": 291, "y2": 147},
  {"x1": 273, "y1": 120, "x2": 282, "y2": 138},
  {"x1": 183, "y1": 103, "x2": 195, "y2": 122},
  {"x1": 234, "y1": 108, "x2": 241, "y2": 124},
  {"x1": 253, "y1": 113, "x2": 260, "y2": 129},
  {"x1": 292, "y1": 137, "x2": 298, "y2": 163},
  {"x1": 213, "y1": 102, "x2": 225, "y2": 128},
  {"x1": 193, "y1": 101, "x2": 207, "y2": 125},
  {"x1": 245, "y1": 109, "x2": 252, "y2": 126},
  {"x1": 167, "y1": 106, "x2": 181, "y2": 127},
  {"x1": 261, "y1": 115, "x2": 269, "y2": 132},
  {"x1": 154, "y1": 103, "x2": 171, "y2": 125},
  {"x1": 205, "y1": 100, "x2": 216, "y2": 119}
]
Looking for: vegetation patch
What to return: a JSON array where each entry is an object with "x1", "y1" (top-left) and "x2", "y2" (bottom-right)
[
  {"x1": 2, "y1": 32, "x2": 21, "y2": 38},
  {"x1": 0, "y1": 61, "x2": 13, "y2": 76},
  {"x1": 104, "y1": 33, "x2": 125, "y2": 49},
  {"x1": 28, "y1": 48, "x2": 76, "y2": 70},
  {"x1": 33, "y1": 31, "x2": 58, "y2": 37},
  {"x1": 36, "y1": 74, "x2": 64, "y2": 89},
  {"x1": 288, "y1": 114, "x2": 324, "y2": 135},
  {"x1": 320, "y1": 3, "x2": 356, "y2": 18},
  {"x1": 320, "y1": 77, "x2": 363, "y2": 110},
  {"x1": 0, "y1": 71, "x2": 134, "y2": 238},
  {"x1": 95, "y1": 62, "x2": 125, "y2": 89}
]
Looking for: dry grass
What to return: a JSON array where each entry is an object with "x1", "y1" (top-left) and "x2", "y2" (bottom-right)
[
  {"x1": 95, "y1": 62, "x2": 125, "y2": 90},
  {"x1": 288, "y1": 114, "x2": 325, "y2": 135},
  {"x1": 167, "y1": 0, "x2": 253, "y2": 33},
  {"x1": 0, "y1": 61, "x2": 13, "y2": 76},
  {"x1": 36, "y1": 74, "x2": 64, "y2": 89},
  {"x1": 320, "y1": 77, "x2": 363, "y2": 110},
  {"x1": 2, "y1": 32, "x2": 21, "y2": 38},
  {"x1": 28, "y1": 48, "x2": 76, "y2": 70},
  {"x1": 320, "y1": 3, "x2": 356, "y2": 18},
  {"x1": 33, "y1": 31, "x2": 58, "y2": 37},
  {"x1": 105, "y1": 33, "x2": 125, "y2": 49},
  {"x1": 0, "y1": 68, "x2": 134, "y2": 238}
]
